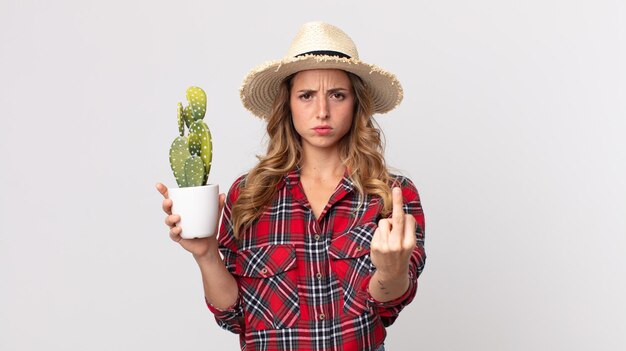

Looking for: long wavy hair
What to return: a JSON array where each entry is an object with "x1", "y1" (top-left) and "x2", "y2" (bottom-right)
[{"x1": 231, "y1": 71, "x2": 393, "y2": 238}]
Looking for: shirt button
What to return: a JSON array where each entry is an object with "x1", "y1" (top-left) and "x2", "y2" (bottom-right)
[
  {"x1": 319, "y1": 313, "x2": 326, "y2": 320},
  {"x1": 316, "y1": 272, "x2": 322, "y2": 280},
  {"x1": 356, "y1": 246, "x2": 363, "y2": 252},
  {"x1": 314, "y1": 234, "x2": 321, "y2": 241},
  {"x1": 260, "y1": 268, "x2": 268, "y2": 275}
]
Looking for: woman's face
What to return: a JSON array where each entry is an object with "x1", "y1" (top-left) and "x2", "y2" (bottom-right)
[{"x1": 290, "y1": 69, "x2": 355, "y2": 153}]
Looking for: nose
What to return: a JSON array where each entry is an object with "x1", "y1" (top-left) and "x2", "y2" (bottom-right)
[{"x1": 316, "y1": 96, "x2": 330, "y2": 119}]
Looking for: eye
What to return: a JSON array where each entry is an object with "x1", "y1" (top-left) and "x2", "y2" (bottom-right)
[
  {"x1": 299, "y1": 92, "x2": 312, "y2": 101},
  {"x1": 331, "y1": 92, "x2": 345, "y2": 100}
]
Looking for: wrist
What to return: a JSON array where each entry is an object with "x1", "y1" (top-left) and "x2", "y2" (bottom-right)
[
  {"x1": 374, "y1": 269, "x2": 410, "y2": 293},
  {"x1": 374, "y1": 267, "x2": 409, "y2": 283},
  {"x1": 368, "y1": 268, "x2": 411, "y2": 303},
  {"x1": 193, "y1": 243, "x2": 221, "y2": 266},
  {"x1": 368, "y1": 269, "x2": 414, "y2": 305}
]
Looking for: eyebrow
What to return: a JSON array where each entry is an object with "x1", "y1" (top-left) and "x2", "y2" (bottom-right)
[{"x1": 295, "y1": 87, "x2": 350, "y2": 93}]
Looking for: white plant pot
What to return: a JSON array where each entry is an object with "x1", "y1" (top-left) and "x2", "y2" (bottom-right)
[{"x1": 168, "y1": 184, "x2": 219, "y2": 239}]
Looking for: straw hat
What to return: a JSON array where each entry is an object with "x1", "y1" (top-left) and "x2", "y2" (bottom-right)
[{"x1": 240, "y1": 21, "x2": 403, "y2": 119}]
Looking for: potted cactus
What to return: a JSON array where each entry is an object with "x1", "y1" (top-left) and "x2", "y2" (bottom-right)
[{"x1": 167, "y1": 86, "x2": 219, "y2": 239}]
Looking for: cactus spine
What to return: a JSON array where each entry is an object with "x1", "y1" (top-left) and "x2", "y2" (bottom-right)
[{"x1": 169, "y1": 87, "x2": 213, "y2": 187}]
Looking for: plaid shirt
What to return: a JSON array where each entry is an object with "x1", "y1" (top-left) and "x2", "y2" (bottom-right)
[{"x1": 206, "y1": 169, "x2": 426, "y2": 351}]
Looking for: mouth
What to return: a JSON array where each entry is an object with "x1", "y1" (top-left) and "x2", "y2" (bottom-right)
[{"x1": 312, "y1": 126, "x2": 333, "y2": 135}]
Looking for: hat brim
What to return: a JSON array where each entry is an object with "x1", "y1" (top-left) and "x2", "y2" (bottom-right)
[{"x1": 240, "y1": 55, "x2": 403, "y2": 119}]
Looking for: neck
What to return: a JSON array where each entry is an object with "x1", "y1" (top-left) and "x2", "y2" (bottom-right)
[{"x1": 300, "y1": 145, "x2": 345, "y2": 179}]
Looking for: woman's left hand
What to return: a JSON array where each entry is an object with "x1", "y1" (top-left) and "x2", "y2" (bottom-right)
[{"x1": 370, "y1": 187, "x2": 416, "y2": 279}]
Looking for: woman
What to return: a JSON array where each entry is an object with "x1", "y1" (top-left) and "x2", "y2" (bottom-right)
[{"x1": 156, "y1": 22, "x2": 425, "y2": 351}]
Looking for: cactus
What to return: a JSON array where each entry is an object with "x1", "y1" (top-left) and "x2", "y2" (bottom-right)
[{"x1": 169, "y1": 86, "x2": 213, "y2": 188}]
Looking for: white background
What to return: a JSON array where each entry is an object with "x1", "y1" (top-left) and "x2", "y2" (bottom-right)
[{"x1": 1, "y1": 0, "x2": 625, "y2": 350}]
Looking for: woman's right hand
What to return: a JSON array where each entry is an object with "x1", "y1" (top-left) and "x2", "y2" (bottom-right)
[{"x1": 155, "y1": 182, "x2": 226, "y2": 259}]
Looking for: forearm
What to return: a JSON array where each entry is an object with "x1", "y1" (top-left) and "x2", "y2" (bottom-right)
[
  {"x1": 368, "y1": 268, "x2": 410, "y2": 302},
  {"x1": 194, "y1": 248, "x2": 239, "y2": 310}
]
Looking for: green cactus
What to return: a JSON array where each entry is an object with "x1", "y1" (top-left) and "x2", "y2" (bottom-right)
[
  {"x1": 189, "y1": 120, "x2": 213, "y2": 172},
  {"x1": 182, "y1": 105, "x2": 194, "y2": 129},
  {"x1": 169, "y1": 86, "x2": 213, "y2": 188},
  {"x1": 177, "y1": 103, "x2": 184, "y2": 137},
  {"x1": 184, "y1": 155, "x2": 205, "y2": 187},
  {"x1": 186, "y1": 87, "x2": 206, "y2": 121}
]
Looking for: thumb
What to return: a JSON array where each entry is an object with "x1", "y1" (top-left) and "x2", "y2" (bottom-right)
[{"x1": 218, "y1": 193, "x2": 226, "y2": 214}]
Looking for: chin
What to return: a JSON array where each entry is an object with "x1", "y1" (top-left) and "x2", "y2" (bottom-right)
[{"x1": 303, "y1": 139, "x2": 339, "y2": 150}]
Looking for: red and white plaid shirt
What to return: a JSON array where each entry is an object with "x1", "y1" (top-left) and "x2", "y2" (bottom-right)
[{"x1": 206, "y1": 168, "x2": 426, "y2": 351}]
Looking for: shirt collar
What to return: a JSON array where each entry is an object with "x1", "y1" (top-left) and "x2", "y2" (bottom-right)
[
  {"x1": 283, "y1": 166, "x2": 355, "y2": 219},
  {"x1": 282, "y1": 166, "x2": 354, "y2": 189}
]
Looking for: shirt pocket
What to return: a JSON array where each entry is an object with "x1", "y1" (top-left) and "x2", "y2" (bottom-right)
[
  {"x1": 234, "y1": 244, "x2": 300, "y2": 331},
  {"x1": 328, "y1": 222, "x2": 376, "y2": 318}
]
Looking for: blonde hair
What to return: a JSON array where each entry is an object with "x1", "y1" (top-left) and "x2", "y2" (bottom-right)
[{"x1": 231, "y1": 71, "x2": 393, "y2": 237}]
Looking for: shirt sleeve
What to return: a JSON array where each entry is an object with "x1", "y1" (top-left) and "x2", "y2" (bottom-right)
[
  {"x1": 205, "y1": 175, "x2": 247, "y2": 334},
  {"x1": 366, "y1": 176, "x2": 426, "y2": 327}
]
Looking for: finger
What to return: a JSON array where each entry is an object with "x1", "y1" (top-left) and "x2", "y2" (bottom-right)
[
  {"x1": 165, "y1": 214, "x2": 180, "y2": 228},
  {"x1": 155, "y1": 182, "x2": 169, "y2": 199},
  {"x1": 392, "y1": 187, "x2": 405, "y2": 231},
  {"x1": 375, "y1": 218, "x2": 391, "y2": 248},
  {"x1": 402, "y1": 214, "x2": 417, "y2": 250},
  {"x1": 162, "y1": 198, "x2": 173, "y2": 215},
  {"x1": 377, "y1": 218, "x2": 392, "y2": 235},
  {"x1": 169, "y1": 227, "x2": 182, "y2": 242},
  {"x1": 371, "y1": 225, "x2": 382, "y2": 248},
  {"x1": 370, "y1": 218, "x2": 391, "y2": 253}
]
